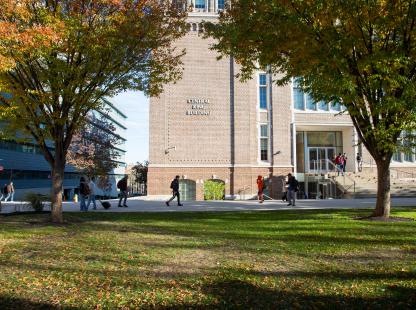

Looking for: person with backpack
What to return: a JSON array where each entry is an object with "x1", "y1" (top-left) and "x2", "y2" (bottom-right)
[
  {"x1": 256, "y1": 175, "x2": 265, "y2": 203},
  {"x1": 117, "y1": 176, "x2": 128, "y2": 208},
  {"x1": 79, "y1": 176, "x2": 90, "y2": 211},
  {"x1": 286, "y1": 173, "x2": 298, "y2": 207},
  {"x1": 166, "y1": 175, "x2": 182, "y2": 206}
]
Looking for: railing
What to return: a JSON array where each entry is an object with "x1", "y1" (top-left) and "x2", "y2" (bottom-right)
[
  {"x1": 360, "y1": 160, "x2": 416, "y2": 178},
  {"x1": 309, "y1": 159, "x2": 356, "y2": 195},
  {"x1": 237, "y1": 186, "x2": 251, "y2": 200}
]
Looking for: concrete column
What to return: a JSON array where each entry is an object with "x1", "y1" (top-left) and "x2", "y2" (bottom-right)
[
  {"x1": 205, "y1": 0, "x2": 209, "y2": 11},
  {"x1": 210, "y1": 0, "x2": 215, "y2": 12}
]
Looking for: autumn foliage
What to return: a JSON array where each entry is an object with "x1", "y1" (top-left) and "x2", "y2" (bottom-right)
[
  {"x1": 0, "y1": 0, "x2": 187, "y2": 222},
  {"x1": 206, "y1": 0, "x2": 416, "y2": 218}
]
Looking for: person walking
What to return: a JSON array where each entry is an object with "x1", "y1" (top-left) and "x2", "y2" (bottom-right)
[
  {"x1": 342, "y1": 153, "x2": 348, "y2": 173},
  {"x1": 4, "y1": 182, "x2": 14, "y2": 202},
  {"x1": 286, "y1": 173, "x2": 298, "y2": 207},
  {"x1": 0, "y1": 183, "x2": 7, "y2": 201},
  {"x1": 166, "y1": 175, "x2": 183, "y2": 206},
  {"x1": 281, "y1": 178, "x2": 288, "y2": 201},
  {"x1": 256, "y1": 175, "x2": 265, "y2": 203},
  {"x1": 356, "y1": 153, "x2": 362, "y2": 172},
  {"x1": 87, "y1": 177, "x2": 97, "y2": 210},
  {"x1": 117, "y1": 176, "x2": 128, "y2": 208},
  {"x1": 79, "y1": 177, "x2": 90, "y2": 211}
]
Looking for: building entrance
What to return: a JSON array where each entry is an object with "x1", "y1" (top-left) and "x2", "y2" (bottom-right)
[
  {"x1": 307, "y1": 147, "x2": 335, "y2": 173},
  {"x1": 179, "y1": 180, "x2": 196, "y2": 201}
]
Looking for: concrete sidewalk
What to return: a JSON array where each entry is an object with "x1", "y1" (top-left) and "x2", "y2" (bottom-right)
[{"x1": 1, "y1": 197, "x2": 415, "y2": 214}]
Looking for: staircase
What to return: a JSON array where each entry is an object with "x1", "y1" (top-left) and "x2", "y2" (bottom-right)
[{"x1": 333, "y1": 170, "x2": 416, "y2": 198}]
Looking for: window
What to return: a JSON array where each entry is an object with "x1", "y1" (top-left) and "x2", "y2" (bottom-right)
[
  {"x1": 260, "y1": 124, "x2": 269, "y2": 161},
  {"x1": 293, "y1": 80, "x2": 305, "y2": 110},
  {"x1": 218, "y1": 0, "x2": 225, "y2": 10},
  {"x1": 330, "y1": 101, "x2": 341, "y2": 111},
  {"x1": 293, "y1": 78, "x2": 347, "y2": 112},
  {"x1": 318, "y1": 100, "x2": 328, "y2": 111},
  {"x1": 305, "y1": 94, "x2": 316, "y2": 110},
  {"x1": 393, "y1": 151, "x2": 402, "y2": 162},
  {"x1": 403, "y1": 131, "x2": 414, "y2": 162},
  {"x1": 195, "y1": 0, "x2": 205, "y2": 9},
  {"x1": 259, "y1": 74, "x2": 267, "y2": 109}
]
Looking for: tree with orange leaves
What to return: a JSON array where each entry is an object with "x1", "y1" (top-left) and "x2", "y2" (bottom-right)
[{"x1": 0, "y1": 0, "x2": 187, "y2": 222}]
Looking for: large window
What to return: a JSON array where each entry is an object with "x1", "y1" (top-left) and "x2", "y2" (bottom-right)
[
  {"x1": 195, "y1": 0, "x2": 205, "y2": 9},
  {"x1": 259, "y1": 74, "x2": 267, "y2": 109},
  {"x1": 218, "y1": 0, "x2": 225, "y2": 10},
  {"x1": 260, "y1": 124, "x2": 269, "y2": 161},
  {"x1": 293, "y1": 79, "x2": 345, "y2": 112},
  {"x1": 305, "y1": 94, "x2": 316, "y2": 110},
  {"x1": 293, "y1": 79, "x2": 305, "y2": 110}
]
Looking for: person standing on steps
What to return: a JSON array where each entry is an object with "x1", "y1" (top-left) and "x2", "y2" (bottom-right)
[
  {"x1": 286, "y1": 173, "x2": 298, "y2": 207},
  {"x1": 342, "y1": 153, "x2": 348, "y2": 173},
  {"x1": 335, "y1": 153, "x2": 344, "y2": 176},
  {"x1": 117, "y1": 176, "x2": 128, "y2": 208},
  {"x1": 256, "y1": 175, "x2": 265, "y2": 203},
  {"x1": 166, "y1": 175, "x2": 183, "y2": 206},
  {"x1": 356, "y1": 153, "x2": 362, "y2": 172}
]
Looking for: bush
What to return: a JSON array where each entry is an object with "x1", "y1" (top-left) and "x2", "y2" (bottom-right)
[
  {"x1": 25, "y1": 193, "x2": 49, "y2": 212},
  {"x1": 204, "y1": 180, "x2": 225, "y2": 200}
]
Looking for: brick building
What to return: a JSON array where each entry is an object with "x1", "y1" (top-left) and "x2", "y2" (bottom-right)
[{"x1": 148, "y1": 1, "x2": 416, "y2": 201}]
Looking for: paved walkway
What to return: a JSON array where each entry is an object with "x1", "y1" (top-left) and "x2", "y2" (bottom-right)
[{"x1": 1, "y1": 197, "x2": 415, "y2": 214}]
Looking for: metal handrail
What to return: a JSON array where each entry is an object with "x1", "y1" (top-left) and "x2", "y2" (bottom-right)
[
  {"x1": 359, "y1": 160, "x2": 415, "y2": 178},
  {"x1": 323, "y1": 159, "x2": 356, "y2": 193}
]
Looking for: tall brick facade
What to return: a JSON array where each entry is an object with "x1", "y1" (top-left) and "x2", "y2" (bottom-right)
[{"x1": 148, "y1": 7, "x2": 416, "y2": 201}]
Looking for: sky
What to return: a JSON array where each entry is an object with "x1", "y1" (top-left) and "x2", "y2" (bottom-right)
[{"x1": 111, "y1": 91, "x2": 149, "y2": 165}]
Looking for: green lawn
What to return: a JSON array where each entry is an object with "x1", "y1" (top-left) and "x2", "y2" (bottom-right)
[{"x1": 0, "y1": 208, "x2": 415, "y2": 309}]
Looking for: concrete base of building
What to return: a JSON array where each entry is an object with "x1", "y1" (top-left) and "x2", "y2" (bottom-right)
[{"x1": 148, "y1": 166, "x2": 293, "y2": 201}]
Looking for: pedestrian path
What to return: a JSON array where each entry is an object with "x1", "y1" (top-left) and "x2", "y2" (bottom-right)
[
  {"x1": 62, "y1": 197, "x2": 416, "y2": 212},
  {"x1": 1, "y1": 197, "x2": 415, "y2": 214}
]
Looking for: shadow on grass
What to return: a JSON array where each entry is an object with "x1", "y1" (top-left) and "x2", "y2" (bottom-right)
[
  {"x1": 0, "y1": 295, "x2": 78, "y2": 310},
  {"x1": 157, "y1": 280, "x2": 416, "y2": 310}
]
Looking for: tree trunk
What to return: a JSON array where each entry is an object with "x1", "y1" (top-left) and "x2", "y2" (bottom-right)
[
  {"x1": 51, "y1": 160, "x2": 65, "y2": 223},
  {"x1": 372, "y1": 159, "x2": 391, "y2": 218}
]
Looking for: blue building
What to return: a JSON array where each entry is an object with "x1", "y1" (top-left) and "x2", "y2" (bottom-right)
[{"x1": 0, "y1": 98, "x2": 127, "y2": 201}]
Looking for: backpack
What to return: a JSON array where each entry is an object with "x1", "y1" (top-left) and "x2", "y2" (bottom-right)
[
  {"x1": 80, "y1": 182, "x2": 90, "y2": 195},
  {"x1": 294, "y1": 179, "x2": 299, "y2": 192},
  {"x1": 170, "y1": 180, "x2": 174, "y2": 189},
  {"x1": 117, "y1": 180, "x2": 122, "y2": 189}
]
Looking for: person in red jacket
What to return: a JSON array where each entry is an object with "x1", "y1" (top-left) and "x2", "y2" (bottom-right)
[{"x1": 256, "y1": 175, "x2": 265, "y2": 203}]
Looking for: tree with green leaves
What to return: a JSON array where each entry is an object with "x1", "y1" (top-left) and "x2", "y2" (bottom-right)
[
  {"x1": 206, "y1": 0, "x2": 416, "y2": 218},
  {"x1": 0, "y1": 0, "x2": 187, "y2": 222}
]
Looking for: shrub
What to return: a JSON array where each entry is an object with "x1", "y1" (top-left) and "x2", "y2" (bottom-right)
[
  {"x1": 204, "y1": 180, "x2": 225, "y2": 200},
  {"x1": 25, "y1": 193, "x2": 49, "y2": 212}
]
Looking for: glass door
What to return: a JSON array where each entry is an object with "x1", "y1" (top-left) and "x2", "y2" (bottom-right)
[
  {"x1": 308, "y1": 148, "x2": 318, "y2": 172},
  {"x1": 308, "y1": 147, "x2": 336, "y2": 173}
]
